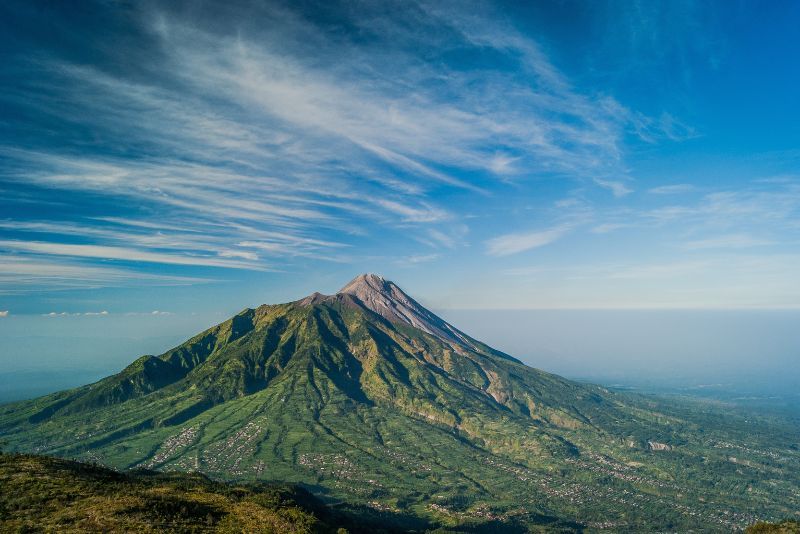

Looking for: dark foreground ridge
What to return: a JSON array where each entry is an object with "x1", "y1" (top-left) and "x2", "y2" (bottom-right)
[
  {"x1": 0, "y1": 452, "x2": 345, "y2": 532},
  {"x1": 1, "y1": 274, "x2": 799, "y2": 531}
]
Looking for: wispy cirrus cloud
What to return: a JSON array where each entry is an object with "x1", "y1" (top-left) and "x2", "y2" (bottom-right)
[
  {"x1": 0, "y1": 255, "x2": 211, "y2": 294},
  {"x1": 683, "y1": 234, "x2": 775, "y2": 250},
  {"x1": 406, "y1": 253, "x2": 440, "y2": 264},
  {"x1": 647, "y1": 185, "x2": 800, "y2": 227},
  {"x1": 591, "y1": 223, "x2": 629, "y2": 234},
  {"x1": 648, "y1": 184, "x2": 697, "y2": 195},
  {"x1": 594, "y1": 179, "x2": 633, "y2": 197},
  {"x1": 486, "y1": 225, "x2": 571, "y2": 256},
  {"x1": 0, "y1": 240, "x2": 263, "y2": 269},
  {"x1": 0, "y1": 0, "x2": 685, "y2": 295},
  {"x1": 375, "y1": 200, "x2": 450, "y2": 224}
]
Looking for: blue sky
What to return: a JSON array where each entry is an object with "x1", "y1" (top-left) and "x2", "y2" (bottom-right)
[{"x1": 1, "y1": 0, "x2": 800, "y2": 318}]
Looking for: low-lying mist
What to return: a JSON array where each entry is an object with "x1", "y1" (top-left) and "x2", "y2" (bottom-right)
[{"x1": 441, "y1": 309, "x2": 800, "y2": 411}]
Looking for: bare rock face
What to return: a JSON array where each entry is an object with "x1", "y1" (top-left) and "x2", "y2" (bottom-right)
[
  {"x1": 337, "y1": 274, "x2": 476, "y2": 349},
  {"x1": 297, "y1": 292, "x2": 327, "y2": 306},
  {"x1": 647, "y1": 440, "x2": 672, "y2": 452}
]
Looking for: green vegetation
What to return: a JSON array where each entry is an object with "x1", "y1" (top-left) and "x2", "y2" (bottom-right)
[
  {"x1": 747, "y1": 520, "x2": 800, "y2": 533},
  {"x1": 0, "y1": 452, "x2": 345, "y2": 532},
  {"x1": 1, "y1": 287, "x2": 798, "y2": 531}
]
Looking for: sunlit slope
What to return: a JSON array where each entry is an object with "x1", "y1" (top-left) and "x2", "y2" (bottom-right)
[
  {"x1": 2, "y1": 276, "x2": 799, "y2": 531},
  {"x1": 0, "y1": 293, "x2": 624, "y2": 464},
  {"x1": 0, "y1": 452, "x2": 348, "y2": 533}
]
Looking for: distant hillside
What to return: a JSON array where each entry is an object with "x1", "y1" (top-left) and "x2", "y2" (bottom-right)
[{"x1": 1, "y1": 274, "x2": 799, "y2": 531}]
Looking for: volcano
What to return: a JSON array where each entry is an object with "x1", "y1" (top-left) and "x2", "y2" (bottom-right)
[{"x1": 1, "y1": 274, "x2": 796, "y2": 530}]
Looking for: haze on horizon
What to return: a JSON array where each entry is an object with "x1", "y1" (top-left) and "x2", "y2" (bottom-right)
[{"x1": 1, "y1": 1, "x2": 799, "y2": 402}]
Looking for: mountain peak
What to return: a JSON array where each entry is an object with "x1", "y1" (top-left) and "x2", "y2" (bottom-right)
[
  {"x1": 338, "y1": 273, "x2": 389, "y2": 295},
  {"x1": 337, "y1": 273, "x2": 474, "y2": 349}
]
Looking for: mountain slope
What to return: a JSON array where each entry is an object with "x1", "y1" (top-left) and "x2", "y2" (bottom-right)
[
  {"x1": 0, "y1": 452, "x2": 349, "y2": 533},
  {"x1": 1, "y1": 274, "x2": 799, "y2": 531}
]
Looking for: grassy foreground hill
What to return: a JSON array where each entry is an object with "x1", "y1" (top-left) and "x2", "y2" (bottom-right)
[
  {"x1": 0, "y1": 452, "x2": 346, "y2": 533},
  {"x1": 747, "y1": 520, "x2": 800, "y2": 533},
  {"x1": 1, "y1": 274, "x2": 799, "y2": 531}
]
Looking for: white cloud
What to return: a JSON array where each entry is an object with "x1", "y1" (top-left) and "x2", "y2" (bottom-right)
[
  {"x1": 487, "y1": 153, "x2": 519, "y2": 175},
  {"x1": 396, "y1": 253, "x2": 441, "y2": 265},
  {"x1": 684, "y1": 234, "x2": 775, "y2": 250},
  {"x1": 594, "y1": 179, "x2": 633, "y2": 197},
  {"x1": 647, "y1": 185, "x2": 800, "y2": 226},
  {"x1": 554, "y1": 198, "x2": 582, "y2": 209},
  {"x1": 604, "y1": 260, "x2": 711, "y2": 280},
  {"x1": 218, "y1": 250, "x2": 259, "y2": 261},
  {"x1": 486, "y1": 225, "x2": 570, "y2": 256},
  {"x1": 657, "y1": 112, "x2": 699, "y2": 141},
  {"x1": 0, "y1": 255, "x2": 210, "y2": 294},
  {"x1": 376, "y1": 200, "x2": 449, "y2": 223},
  {"x1": 44, "y1": 311, "x2": 109, "y2": 317},
  {"x1": 591, "y1": 223, "x2": 628, "y2": 234},
  {"x1": 648, "y1": 183, "x2": 696, "y2": 194},
  {"x1": 0, "y1": 240, "x2": 263, "y2": 269},
  {"x1": 425, "y1": 228, "x2": 467, "y2": 250},
  {"x1": 0, "y1": 1, "x2": 694, "y2": 293}
]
